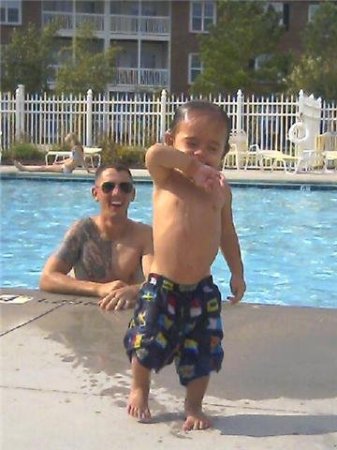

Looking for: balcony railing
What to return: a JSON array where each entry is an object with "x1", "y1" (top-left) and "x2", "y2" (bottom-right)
[
  {"x1": 47, "y1": 66, "x2": 169, "y2": 91},
  {"x1": 43, "y1": 12, "x2": 104, "y2": 32},
  {"x1": 113, "y1": 68, "x2": 169, "y2": 90},
  {"x1": 110, "y1": 15, "x2": 170, "y2": 36},
  {"x1": 42, "y1": 12, "x2": 169, "y2": 37}
]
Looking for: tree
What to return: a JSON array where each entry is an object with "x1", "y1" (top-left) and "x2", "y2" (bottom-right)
[
  {"x1": 191, "y1": 0, "x2": 290, "y2": 95},
  {"x1": 55, "y1": 24, "x2": 120, "y2": 95},
  {"x1": 287, "y1": 3, "x2": 337, "y2": 101},
  {"x1": 1, "y1": 23, "x2": 58, "y2": 93}
]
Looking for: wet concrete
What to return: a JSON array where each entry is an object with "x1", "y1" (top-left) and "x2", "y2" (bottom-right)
[{"x1": 1, "y1": 288, "x2": 337, "y2": 449}]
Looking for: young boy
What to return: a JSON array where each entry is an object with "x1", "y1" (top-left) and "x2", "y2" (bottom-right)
[{"x1": 124, "y1": 101, "x2": 246, "y2": 431}]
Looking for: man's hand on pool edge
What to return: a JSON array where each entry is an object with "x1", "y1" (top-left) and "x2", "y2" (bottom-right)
[{"x1": 98, "y1": 284, "x2": 139, "y2": 311}]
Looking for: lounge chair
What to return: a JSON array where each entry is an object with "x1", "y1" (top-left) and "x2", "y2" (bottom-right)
[
  {"x1": 294, "y1": 149, "x2": 324, "y2": 173},
  {"x1": 257, "y1": 150, "x2": 298, "y2": 172},
  {"x1": 222, "y1": 131, "x2": 259, "y2": 170},
  {"x1": 45, "y1": 146, "x2": 102, "y2": 168},
  {"x1": 316, "y1": 132, "x2": 337, "y2": 171},
  {"x1": 290, "y1": 134, "x2": 334, "y2": 173},
  {"x1": 83, "y1": 147, "x2": 102, "y2": 168}
]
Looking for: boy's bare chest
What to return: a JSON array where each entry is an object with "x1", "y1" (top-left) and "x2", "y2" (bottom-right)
[{"x1": 159, "y1": 178, "x2": 222, "y2": 214}]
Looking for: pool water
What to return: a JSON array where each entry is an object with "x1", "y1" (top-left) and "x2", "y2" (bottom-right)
[{"x1": 1, "y1": 179, "x2": 337, "y2": 308}]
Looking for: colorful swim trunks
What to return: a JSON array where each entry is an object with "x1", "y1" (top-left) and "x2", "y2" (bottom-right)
[{"x1": 124, "y1": 273, "x2": 224, "y2": 386}]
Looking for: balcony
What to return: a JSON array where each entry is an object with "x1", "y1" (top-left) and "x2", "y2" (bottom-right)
[
  {"x1": 47, "y1": 66, "x2": 169, "y2": 92},
  {"x1": 42, "y1": 12, "x2": 170, "y2": 39},
  {"x1": 110, "y1": 15, "x2": 170, "y2": 38},
  {"x1": 111, "y1": 68, "x2": 169, "y2": 92},
  {"x1": 42, "y1": 12, "x2": 104, "y2": 33}
]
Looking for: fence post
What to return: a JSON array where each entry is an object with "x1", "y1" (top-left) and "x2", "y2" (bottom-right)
[
  {"x1": 236, "y1": 89, "x2": 243, "y2": 132},
  {"x1": 160, "y1": 89, "x2": 167, "y2": 141},
  {"x1": 86, "y1": 89, "x2": 93, "y2": 146},
  {"x1": 15, "y1": 84, "x2": 25, "y2": 141}
]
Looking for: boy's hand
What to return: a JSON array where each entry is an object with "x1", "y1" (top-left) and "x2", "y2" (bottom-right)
[
  {"x1": 227, "y1": 274, "x2": 246, "y2": 304},
  {"x1": 192, "y1": 164, "x2": 221, "y2": 192}
]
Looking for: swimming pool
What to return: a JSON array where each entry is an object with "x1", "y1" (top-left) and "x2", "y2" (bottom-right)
[{"x1": 1, "y1": 178, "x2": 336, "y2": 309}]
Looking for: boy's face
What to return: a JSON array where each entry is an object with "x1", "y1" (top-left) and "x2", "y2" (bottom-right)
[{"x1": 165, "y1": 111, "x2": 228, "y2": 168}]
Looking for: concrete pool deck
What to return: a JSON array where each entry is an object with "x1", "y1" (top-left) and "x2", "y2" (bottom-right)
[
  {"x1": 1, "y1": 164, "x2": 337, "y2": 187},
  {"x1": 1, "y1": 165, "x2": 337, "y2": 448},
  {"x1": 1, "y1": 288, "x2": 337, "y2": 450}
]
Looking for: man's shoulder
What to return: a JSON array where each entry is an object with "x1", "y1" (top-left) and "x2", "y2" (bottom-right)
[
  {"x1": 128, "y1": 220, "x2": 152, "y2": 242},
  {"x1": 65, "y1": 217, "x2": 95, "y2": 237},
  {"x1": 130, "y1": 219, "x2": 152, "y2": 233},
  {"x1": 69, "y1": 216, "x2": 92, "y2": 230}
]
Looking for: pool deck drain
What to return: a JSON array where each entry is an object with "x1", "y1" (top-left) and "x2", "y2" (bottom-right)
[{"x1": 1, "y1": 287, "x2": 337, "y2": 450}]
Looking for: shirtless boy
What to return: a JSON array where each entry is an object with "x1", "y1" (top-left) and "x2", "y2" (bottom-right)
[
  {"x1": 40, "y1": 163, "x2": 153, "y2": 311},
  {"x1": 124, "y1": 101, "x2": 246, "y2": 430}
]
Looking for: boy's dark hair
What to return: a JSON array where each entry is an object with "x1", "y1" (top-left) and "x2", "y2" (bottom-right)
[
  {"x1": 170, "y1": 100, "x2": 231, "y2": 154},
  {"x1": 95, "y1": 163, "x2": 133, "y2": 183}
]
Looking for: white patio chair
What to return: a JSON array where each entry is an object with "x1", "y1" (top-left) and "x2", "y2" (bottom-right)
[
  {"x1": 316, "y1": 132, "x2": 337, "y2": 171},
  {"x1": 294, "y1": 149, "x2": 324, "y2": 173},
  {"x1": 45, "y1": 146, "x2": 102, "y2": 168},
  {"x1": 45, "y1": 149, "x2": 71, "y2": 165},
  {"x1": 257, "y1": 150, "x2": 298, "y2": 172},
  {"x1": 222, "y1": 131, "x2": 259, "y2": 170},
  {"x1": 83, "y1": 147, "x2": 102, "y2": 168},
  {"x1": 292, "y1": 134, "x2": 329, "y2": 173}
]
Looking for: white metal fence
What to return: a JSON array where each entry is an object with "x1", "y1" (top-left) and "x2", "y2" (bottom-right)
[{"x1": 0, "y1": 85, "x2": 336, "y2": 155}]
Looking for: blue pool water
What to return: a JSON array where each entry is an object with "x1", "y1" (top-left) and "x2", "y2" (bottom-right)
[{"x1": 1, "y1": 179, "x2": 337, "y2": 308}]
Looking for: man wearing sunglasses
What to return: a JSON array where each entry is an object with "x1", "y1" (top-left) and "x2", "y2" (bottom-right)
[{"x1": 40, "y1": 163, "x2": 153, "y2": 311}]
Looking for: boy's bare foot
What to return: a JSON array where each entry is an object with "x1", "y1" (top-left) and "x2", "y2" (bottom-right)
[
  {"x1": 183, "y1": 402, "x2": 212, "y2": 431},
  {"x1": 127, "y1": 357, "x2": 152, "y2": 421},
  {"x1": 127, "y1": 387, "x2": 151, "y2": 421},
  {"x1": 14, "y1": 160, "x2": 25, "y2": 171},
  {"x1": 184, "y1": 375, "x2": 211, "y2": 431}
]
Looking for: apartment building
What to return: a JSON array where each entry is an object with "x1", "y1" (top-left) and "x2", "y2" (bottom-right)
[{"x1": 0, "y1": 0, "x2": 331, "y2": 94}]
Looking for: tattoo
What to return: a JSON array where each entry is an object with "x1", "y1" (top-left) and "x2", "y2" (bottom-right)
[{"x1": 55, "y1": 218, "x2": 113, "y2": 281}]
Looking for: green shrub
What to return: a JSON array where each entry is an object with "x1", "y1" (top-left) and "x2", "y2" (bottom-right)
[
  {"x1": 6, "y1": 142, "x2": 45, "y2": 163},
  {"x1": 97, "y1": 134, "x2": 146, "y2": 168},
  {"x1": 97, "y1": 135, "x2": 118, "y2": 165},
  {"x1": 116, "y1": 146, "x2": 145, "y2": 168}
]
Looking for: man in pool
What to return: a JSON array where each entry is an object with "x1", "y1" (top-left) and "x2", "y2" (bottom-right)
[{"x1": 40, "y1": 163, "x2": 153, "y2": 311}]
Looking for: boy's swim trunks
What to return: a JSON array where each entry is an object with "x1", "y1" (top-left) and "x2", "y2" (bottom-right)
[{"x1": 124, "y1": 273, "x2": 224, "y2": 386}]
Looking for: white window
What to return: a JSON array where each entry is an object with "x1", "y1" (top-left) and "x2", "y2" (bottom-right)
[
  {"x1": 190, "y1": 1, "x2": 215, "y2": 33},
  {"x1": 0, "y1": 0, "x2": 21, "y2": 25},
  {"x1": 308, "y1": 4, "x2": 320, "y2": 22},
  {"x1": 42, "y1": 1, "x2": 72, "y2": 12},
  {"x1": 268, "y1": 2, "x2": 283, "y2": 24},
  {"x1": 188, "y1": 53, "x2": 203, "y2": 84},
  {"x1": 254, "y1": 54, "x2": 272, "y2": 70},
  {"x1": 266, "y1": 2, "x2": 290, "y2": 28}
]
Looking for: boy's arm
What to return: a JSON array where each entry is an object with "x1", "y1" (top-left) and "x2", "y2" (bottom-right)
[
  {"x1": 145, "y1": 143, "x2": 219, "y2": 189},
  {"x1": 145, "y1": 143, "x2": 197, "y2": 182},
  {"x1": 220, "y1": 187, "x2": 246, "y2": 304}
]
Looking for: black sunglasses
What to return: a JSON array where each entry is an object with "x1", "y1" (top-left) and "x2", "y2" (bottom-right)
[{"x1": 100, "y1": 181, "x2": 133, "y2": 194}]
